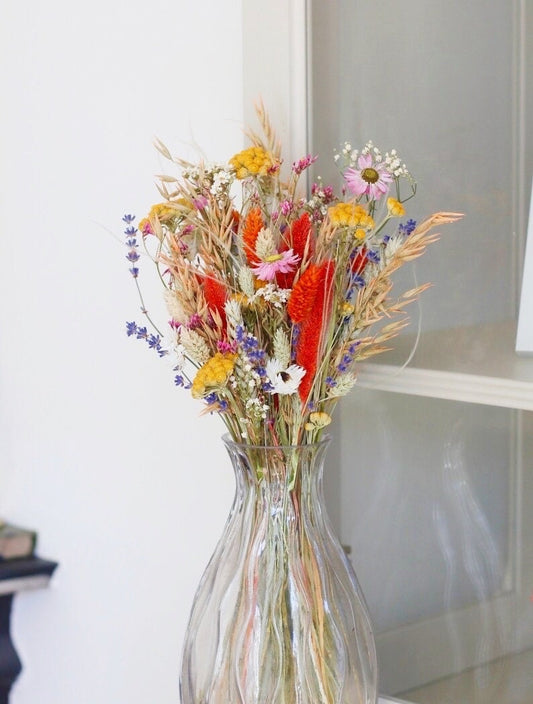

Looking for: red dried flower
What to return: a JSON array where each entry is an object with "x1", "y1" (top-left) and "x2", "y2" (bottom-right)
[
  {"x1": 293, "y1": 260, "x2": 335, "y2": 402},
  {"x1": 204, "y1": 274, "x2": 227, "y2": 331},
  {"x1": 277, "y1": 212, "x2": 314, "y2": 288},
  {"x1": 287, "y1": 264, "x2": 322, "y2": 323},
  {"x1": 351, "y1": 247, "x2": 368, "y2": 274}
]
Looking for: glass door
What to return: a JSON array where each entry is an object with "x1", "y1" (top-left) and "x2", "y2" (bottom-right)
[{"x1": 309, "y1": 1, "x2": 533, "y2": 701}]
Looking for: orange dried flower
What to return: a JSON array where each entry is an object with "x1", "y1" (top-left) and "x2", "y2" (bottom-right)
[
  {"x1": 242, "y1": 207, "x2": 263, "y2": 266},
  {"x1": 290, "y1": 212, "x2": 313, "y2": 260}
]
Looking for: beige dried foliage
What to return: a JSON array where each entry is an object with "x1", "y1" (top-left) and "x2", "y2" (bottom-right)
[
  {"x1": 344, "y1": 212, "x2": 463, "y2": 364},
  {"x1": 245, "y1": 100, "x2": 282, "y2": 160}
]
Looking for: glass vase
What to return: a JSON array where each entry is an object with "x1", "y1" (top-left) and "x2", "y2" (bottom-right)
[{"x1": 180, "y1": 435, "x2": 378, "y2": 704}]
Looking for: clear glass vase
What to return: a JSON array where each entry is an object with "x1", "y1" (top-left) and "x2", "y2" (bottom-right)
[{"x1": 180, "y1": 435, "x2": 378, "y2": 704}]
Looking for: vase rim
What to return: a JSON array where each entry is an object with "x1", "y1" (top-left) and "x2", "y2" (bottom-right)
[{"x1": 222, "y1": 433, "x2": 331, "y2": 451}]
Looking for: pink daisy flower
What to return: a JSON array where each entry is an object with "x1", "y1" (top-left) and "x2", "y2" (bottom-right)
[
  {"x1": 252, "y1": 248, "x2": 300, "y2": 282},
  {"x1": 344, "y1": 153, "x2": 393, "y2": 200}
]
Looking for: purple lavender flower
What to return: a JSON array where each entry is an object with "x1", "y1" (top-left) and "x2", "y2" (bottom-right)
[
  {"x1": 204, "y1": 393, "x2": 228, "y2": 413},
  {"x1": 126, "y1": 250, "x2": 140, "y2": 264},
  {"x1": 399, "y1": 219, "x2": 417, "y2": 236},
  {"x1": 174, "y1": 374, "x2": 191, "y2": 389},
  {"x1": 126, "y1": 322, "x2": 169, "y2": 356},
  {"x1": 235, "y1": 326, "x2": 268, "y2": 376},
  {"x1": 123, "y1": 215, "x2": 140, "y2": 279},
  {"x1": 336, "y1": 340, "x2": 360, "y2": 374},
  {"x1": 147, "y1": 334, "x2": 162, "y2": 349},
  {"x1": 350, "y1": 274, "x2": 365, "y2": 289}
]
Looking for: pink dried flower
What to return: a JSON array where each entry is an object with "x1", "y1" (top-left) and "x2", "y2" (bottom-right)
[
  {"x1": 344, "y1": 153, "x2": 393, "y2": 200},
  {"x1": 279, "y1": 199, "x2": 294, "y2": 216},
  {"x1": 139, "y1": 219, "x2": 154, "y2": 236},
  {"x1": 311, "y1": 183, "x2": 335, "y2": 203},
  {"x1": 193, "y1": 196, "x2": 208, "y2": 210},
  {"x1": 217, "y1": 340, "x2": 237, "y2": 354},
  {"x1": 252, "y1": 249, "x2": 300, "y2": 282},
  {"x1": 292, "y1": 154, "x2": 318, "y2": 175},
  {"x1": 186, "y1": 313, "x2": 203, "y2": 330}
]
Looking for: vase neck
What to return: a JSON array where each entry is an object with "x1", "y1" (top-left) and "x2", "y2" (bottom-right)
[{"x1": 223, "y1": 437, "x2": 330, "y2": 495}]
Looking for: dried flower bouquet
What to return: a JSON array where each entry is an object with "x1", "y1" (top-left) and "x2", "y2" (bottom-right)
[{"x1": 124, "y1": 106, "x2": 461, "y2": 446}]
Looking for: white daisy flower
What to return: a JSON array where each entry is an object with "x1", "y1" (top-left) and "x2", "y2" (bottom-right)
[{"x1": 266, "y1": 358, "x2": 306, "y2": 395}]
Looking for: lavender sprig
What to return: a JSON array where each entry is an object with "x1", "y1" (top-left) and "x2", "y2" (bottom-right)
[
  {"x1": 125, "y1": 321, "x2": 169, "y2": 357},
  {"x1": 122, "y1": 214, "x2": 165, "y2": 338}
]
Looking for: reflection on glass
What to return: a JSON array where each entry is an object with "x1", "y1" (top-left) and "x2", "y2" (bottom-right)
[{"x1": 338, "y1": 390, "x2": 533, "y2": 703}]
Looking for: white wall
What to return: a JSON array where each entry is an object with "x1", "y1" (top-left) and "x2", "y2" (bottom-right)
[{"x1": 0, "y1": 1, "x2": 242, "y2": 702}]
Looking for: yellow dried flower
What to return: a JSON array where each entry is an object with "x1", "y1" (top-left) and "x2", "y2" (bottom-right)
[
  {"x1": 149, "y1": 202, "x2": 176, "y2": 222},
  {"x1": 387, "y1": 197, "x2": 406, "y2": 217},
  {"x1": 358, "y1": 213, "x2": 374, "y2": 229},
  {"x1": 305, "y1": 411, "x2": 332, "y2": 431},
  {"x1": 328, "y1": 202, "x2": 374, "y2": 230},
  {"x1": 340, "y1": 301, "x2": 354, "y2": 316},
  {"x1": 231, "y1": 292, "x2": 248, "y2": 306},
  {"x1": 139, "y1": 203, "x2": 178, "y2": 235},
  {"x1": 191, "y1": 352, "x2": 237, "y2": 399},
  {"x1": 229, "y1": 146, "x2": 278, "y2": 179}
]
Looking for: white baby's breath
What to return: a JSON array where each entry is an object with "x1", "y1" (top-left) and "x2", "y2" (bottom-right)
[{"x1": 250, "y1": 284, "x2": 291, "y2": 308}]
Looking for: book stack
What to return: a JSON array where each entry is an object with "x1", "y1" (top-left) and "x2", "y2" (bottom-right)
[{"x1": 0, "y1": 521, "x2": 37, "y2": 561}]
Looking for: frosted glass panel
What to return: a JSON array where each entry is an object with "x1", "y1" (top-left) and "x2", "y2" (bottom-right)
[
  {"x1": 310, "y1": 0, "x2": 517, "y2": 333},
  {"x1": 340, "y1": 391, "x2": 512, "y2": 634}
]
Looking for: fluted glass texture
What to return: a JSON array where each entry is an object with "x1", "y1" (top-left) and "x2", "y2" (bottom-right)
[{"x1": 180, "y1": 436, "x2": 378, "y2": 704}]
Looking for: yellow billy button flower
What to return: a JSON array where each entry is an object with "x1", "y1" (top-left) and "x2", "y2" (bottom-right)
[
  {"x1": 191, "y1": 352, "x2": 237, "y2": 399},
  {"x1": 328, "y1": 202, "x2": 375, "y2": 231},
  {"x1": 149, "y1": 202, "x2": 176, "y2": 222},
  {"x1": 358, "y1": 213, "x2": 374, "y2": 229},
  {"x1": 229, "y1": 146, "x2": 278, "y2": 179},
  {"x1": 305, "y1": 411, "x2": 332, "y2": 432},
  {"x1": 387, "y1": 197, "x2": 406, "y2": 217},
  {"x1": 139, "y1": 202, "x2": 178, "y2": 236},
  {"x1": 340, "y1": 301, "x2": 354, "y2": 317}
]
